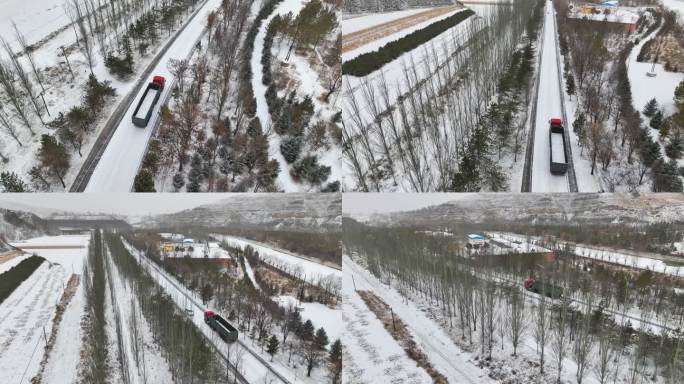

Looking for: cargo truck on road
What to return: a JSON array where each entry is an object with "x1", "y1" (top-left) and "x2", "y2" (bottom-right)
[
  {"x1": 524, "y1": 276, "x2": 563, "y2": 299},
  {"x1": 549, "y1": 118, "x2": 568, "y2": 175},
  {"x1": 132, "y1": 76, "x2": 166, "y2": 127},
  {"x1": 204, "y1": 310, "x2": 238, "y2": 343}
]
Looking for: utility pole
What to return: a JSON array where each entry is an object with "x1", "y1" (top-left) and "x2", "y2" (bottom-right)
[{"x1": 60, "y1": 46, "x2": 75, "y2": 80}]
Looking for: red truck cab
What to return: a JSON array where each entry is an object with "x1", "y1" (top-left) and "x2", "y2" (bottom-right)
[
  {"x1": 152, "y1": 75, "x2": 166, "y2": 88},
  {"x1": 524, "y1": 276, "x2": 535, "y2": 289},
  {"x1": 204, "y1": 310, "x2": 215, "y2": 322},
  {"x1": 549, "y1": 118, "x2": 562, "y2": 126}
]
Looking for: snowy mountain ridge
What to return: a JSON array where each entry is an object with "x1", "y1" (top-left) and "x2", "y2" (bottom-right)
[
  {"x1": 362, "y1": 193, "x2": 684, "y2": 226},
  {"x1": 0, "y1": 209, "x2": 49, "y2": 241},
  {"x1": 147, "y1": 193, "x2": 342, "y2": 232}
]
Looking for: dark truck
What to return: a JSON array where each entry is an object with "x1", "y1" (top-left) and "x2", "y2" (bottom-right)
[
  {"x1": 132, "y1": 75, "x2": 166, "y2": 127},
  {"x1": 548, "y1": 118, "x2": 568, "y2": 175},
  {"x1": 204, "y1": 310, "x2": 238, "y2": 343},
  {"x1": 524, "y1": 277, "x2": 563, "y2": 299}
]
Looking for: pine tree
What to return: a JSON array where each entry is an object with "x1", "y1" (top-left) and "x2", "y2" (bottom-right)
[
  {"x1": 37, "y1": 134, "x2": 70, "y2": 188},
  {"x1": 133, "y1": 169, "x2": 156, "y2": 192},
  {"x1": 0, "y1": 171, "x2": 28, "y2": 192},
  {"x1": 328, "y1": 339, "x2": 342, "y2": 384},
  {"x1": 665, "y1": 132, "x2": 683, "y2": 159},
  {"x1": 266, "y1": 335, "x2": 280, "y2": 361},
  {"x1": 300, "y1": 319, "x2": 315, "y2": 341},
  {"x1": 314, "y1": 327, "x2": 328, "y2": 350},
  {"x1": 674, "y1": 80, "x2": 684, "y2": 105},
  {"x1": 566, "y1": 74, "x2": 576, "y2": 96},
  {"x1": 172, "y1": 173, "x2": 185, "y2": 191},
  {"x1": 650, "y1": 109, "x2": 664, "y2": 130},
  {"x1": 643, "y1": 98, "x2": 658, "y2": 117}
]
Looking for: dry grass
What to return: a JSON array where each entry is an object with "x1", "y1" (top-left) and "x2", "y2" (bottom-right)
[
  {"x1": 30, "y1": 274, "x2": 81, "y2": 384},
  {"x1": 342, "y1": 5, "x2": 463, "y2": 53},
  {"x1": 357, "y1": 290, "x2": 448, "y2": 384},
  {"x1": 0, "y1": 251, "x2": 23, "y2": 264}
]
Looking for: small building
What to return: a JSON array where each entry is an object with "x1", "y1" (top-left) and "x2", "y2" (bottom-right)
[
  {"x1": 467, "y1": 234, "x2": 486, "y2": 248},
  {"x1": 567, "y1": 2, "x2": 640, "y2": 34}
]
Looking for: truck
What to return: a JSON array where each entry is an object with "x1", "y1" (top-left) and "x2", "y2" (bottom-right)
[
  {"x1": 548, "y1": 118, "x2": 568, "y2": 175},
  {"x1": 132, "y1": 75, "x2": 166, "y2": 127},
  {"x1": 524, "y1": 277, "x2": 563, "y2": 299},
  {"x1": 204, "y1": 310, "x2": 238, "y2": 343}
]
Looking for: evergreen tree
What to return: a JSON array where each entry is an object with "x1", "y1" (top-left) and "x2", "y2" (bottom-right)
[
  {"x1": 643, "y1": 98, "x2": 658, "y2": 117},
  {"x1": 266, "y1": 335, "x2": 280, "y2": 361},
  {"x1": 566, "y1": 74, "x2": 576, "y2": 96},
  {"x1": 328, "y1": 339, "x2": 342, "y2": 384},
  {"x1": 314, "y1": 327, "x2": 329, "y2": 350},
  {"x1": 37, "y1": 134, "x2": 70, "y2": 188},
  {"x1": 300, "y1": 319, "x2": 315, "y2": 341},
  {"x1": 652, "y1": 159, "x2": 683, "y2": 192},
  {"x1": 280, "y1": 136, "x2": 302, "y2": 163},
  {"x1": 649, "y1": 109, "x2": 664, "y2": 130},
  {"x1": 674, "y1": 80, "x2": 684, "y2": 105},
  {"x1": 0, "y1": 171, "x2": 28, "y2": 192},
  {"x1": 172, "y1": 173, "x2": 185, "y2": 191},
  {"x1": 665, "y1": 132, "x2": 683, "y2": 159},
  {"x1": 133, "y1": 169, "x2": 156, "y2": 192}
]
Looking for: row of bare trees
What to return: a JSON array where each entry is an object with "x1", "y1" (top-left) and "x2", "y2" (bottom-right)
[
  {"x1": 342, "y1": 0, "x2": 542, "y2": 191},
  {"x1": 344, "y1": 219, "x2": 684, "y2": 384}
]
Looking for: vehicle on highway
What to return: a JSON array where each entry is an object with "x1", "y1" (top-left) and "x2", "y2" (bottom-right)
[
  {"x1": 524, "y1": 276, "x2": 563, "y2": 299},
  {"x1": 132, "y1": 75, "x2": 166, "y2": 127},
  {"x1": 204, "y1": 310, "x2": 238, "y2": 343},
  {"x1": 549, "y1": 118, "x2": 568, "y2": 175}
]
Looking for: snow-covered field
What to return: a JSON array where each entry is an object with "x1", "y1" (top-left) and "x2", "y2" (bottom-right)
[
  {"x1": 342, "y1": 7, "x2": 468, "y2": 62},
  {"x1": 628, "y1": 26, "x2": 684, "y2": 117},
  {"x1": 214, "y1": 234, "x2": 341, "y2": 283},
  {"x1": 344, "y1": 255, "x2": 494, "y2": 383},
  {"x1": 342, "y1": 7, "x2": 437, "y2": 34},
  {"x1": 0, "y1": 234, "x2": 89, "y2": 384},
  {"x1": 342, "y1": 257, "x2": 433, "y2": 383},
  {"x1": 274, "y1": 295, "x2": 342, "y2": 342},
  {"x1": 0, "y1": 0, "x2": 68, "y2": 46}
]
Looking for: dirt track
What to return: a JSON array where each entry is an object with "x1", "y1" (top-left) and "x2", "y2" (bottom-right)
[{"x1": 342, "y1": 5, "x2": 463, "y2": 54}]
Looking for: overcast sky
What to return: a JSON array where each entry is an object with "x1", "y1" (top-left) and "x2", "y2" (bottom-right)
[
  {"x1": 343, "y1": 193, "x2": 476, "y2": 216},
  {"x1": 0, "y1": 194, "x2": 233, "y2": 216}
]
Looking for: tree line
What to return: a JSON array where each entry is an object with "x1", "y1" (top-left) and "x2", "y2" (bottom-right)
[{"x1": 344, "y1": 218, "x2": 684, "y2": 384}]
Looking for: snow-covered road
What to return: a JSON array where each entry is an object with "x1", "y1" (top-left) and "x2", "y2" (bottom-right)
[
  {"x1": 85, "y1": 0, "x2": 222, "y2": 192},
  {"x1": 214, "y1": 234, "x2": 341, "y2": 283},
  {"x1": 531, "y1": 2, "x2": 569, "y2": 192},
  {"x1": 344, "y1": 255, "x2": 494, "y2": 384}
]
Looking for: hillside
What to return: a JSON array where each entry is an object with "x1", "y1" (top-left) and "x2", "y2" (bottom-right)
[{"x1": 147, "y1": 193, "x2": 342, "y2": 232}]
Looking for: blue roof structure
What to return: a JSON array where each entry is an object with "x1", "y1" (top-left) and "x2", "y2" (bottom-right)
[{"x1": 467, "y1": 234, "x2": 485, "y2": 240}]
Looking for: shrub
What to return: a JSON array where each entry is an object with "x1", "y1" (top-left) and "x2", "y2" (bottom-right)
[
  {"x1": 0, "y1": 256, "x2": 45, "y2": 304},
  {"x1": 342, "y1": 9, "x2": 475, "y2": 77}
]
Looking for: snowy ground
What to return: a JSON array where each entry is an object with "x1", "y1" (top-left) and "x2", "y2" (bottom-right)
[
  {"x1": 0, "y1": 0, "x2": 68, "y2": 46},
  {"x1": 342, "y1": 257, "x2": 433, "y2": 383},
  {"x1": 342, "y1": 7, "x2": 468, "y2": 62},
  {"x1": 342, "y1": 7, "x2": 438, "y2": 34},
  {"x1": 344, "y1": 255, "x2": 494, "y2": 384},
  {"x1": 0, "y1": 234, "x2": 89, "y2": 384},
  {"x1": 274, "y1": 294, "x2": 342, "y2": 342},
  {"x1": 214, "y1": 234, "x2": 341, "y2": 284},
  {"x1": 85, "y1": 0, "x2": 223, "y2": 192}
]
